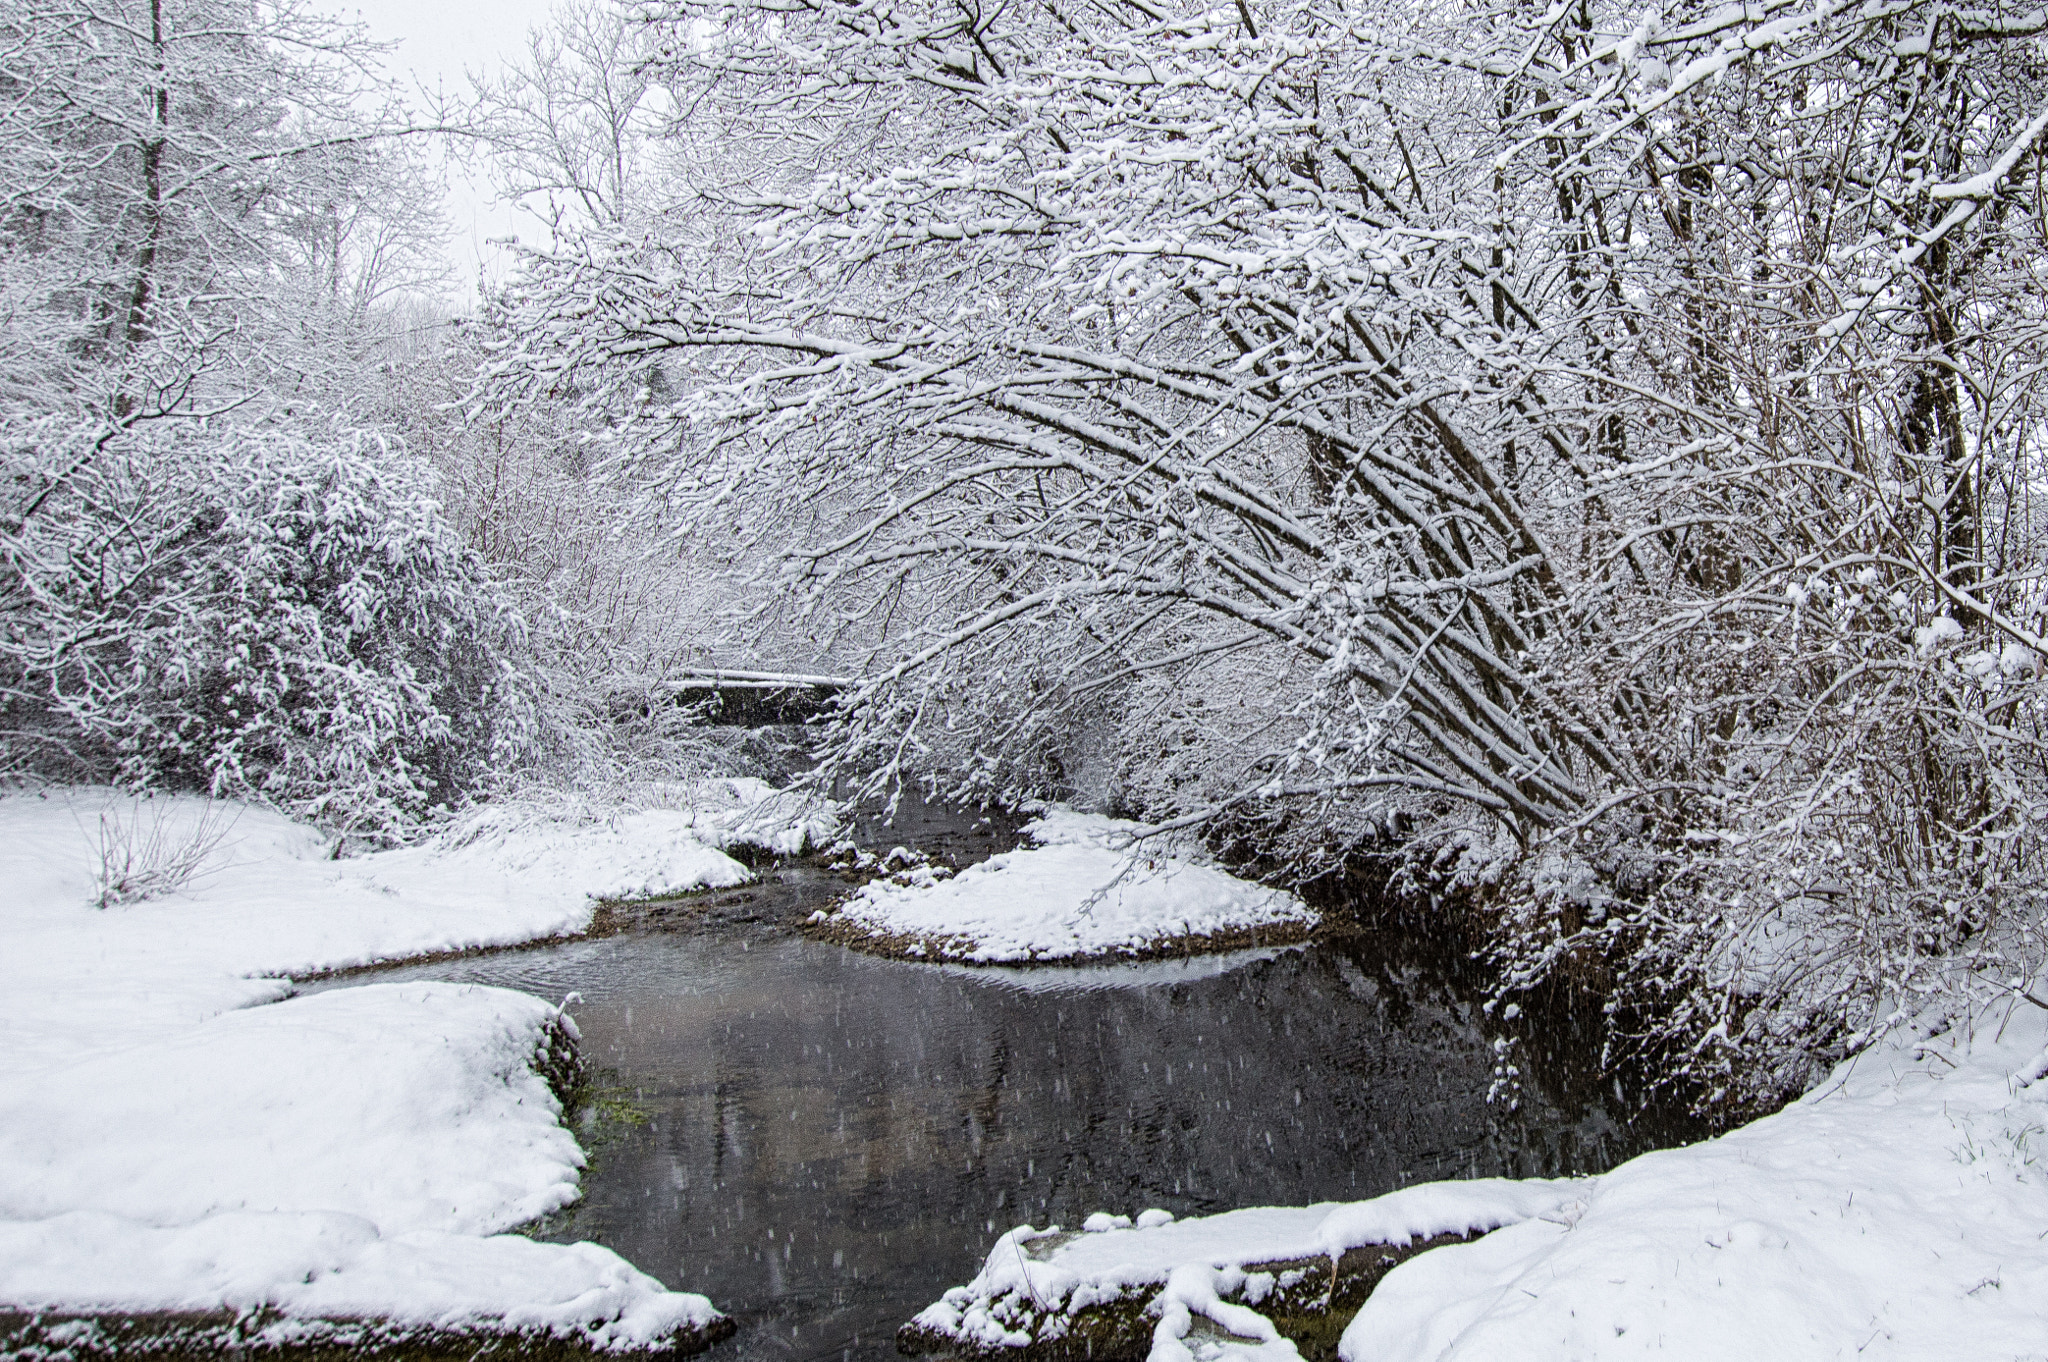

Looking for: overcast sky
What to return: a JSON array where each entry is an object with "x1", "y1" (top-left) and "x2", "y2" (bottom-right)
[{"x1": 328, "y1": 0, "x2": 562, "y2": 299}]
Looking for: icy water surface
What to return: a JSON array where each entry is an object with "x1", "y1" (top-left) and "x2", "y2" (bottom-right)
[{"x1": 348, "y1": 919, "x2": 1645, "y2": 1362}]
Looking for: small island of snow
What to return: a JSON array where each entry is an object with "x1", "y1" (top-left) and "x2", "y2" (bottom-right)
[{"x1": 809, "y1": 807, "x2": 1318, "y2": 963}]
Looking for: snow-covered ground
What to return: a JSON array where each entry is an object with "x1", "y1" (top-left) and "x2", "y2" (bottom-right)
[
  {"x1": 812, "y1": 807, "x2": 1316, "y2": 962},
  {"x1": 909, "y1": 1181, "x2": 1578, "y2": 1359},
  {"x1": 1342, "y1": 990, "x2": 2048, "y2": 1360},
  {"x1": 910, "y1": 989, "x2": 2048, "y2": 1361},
  {"x1": 0, "y1": 783, "x2": 829, "y2": 1353}
]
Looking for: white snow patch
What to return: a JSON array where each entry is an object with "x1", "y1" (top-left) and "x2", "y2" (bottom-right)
[
  {"x1": 4, "y1": 789, "x2": 758, "y2": 1066},
  {"x1": 1339, "y1": 991, "x2": 2048, "y2": 1361},
  {"x1": 1151, "y1": 1262, "x2": 1299, "y2": 1362},
  {"x1": 908, "y1": 1179, "x2": 1580, "y2": 1358},
  {"x1": 1914, "y1": 614, "x2": 1965, "y2": 653},
  {"x1": 0, "y1": 787, "x2": 751, "y2": 1347},
  {"x1": 588, "y1": 775, "x2": 841, "y2": 856},
  {"x1": 819, "y1": 807, "x2": 1316, "y2": 962}
]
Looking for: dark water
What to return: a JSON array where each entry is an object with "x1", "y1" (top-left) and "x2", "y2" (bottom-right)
[{"x1": 345, "y1": 920, "x2": 1641, "y2": 1362}]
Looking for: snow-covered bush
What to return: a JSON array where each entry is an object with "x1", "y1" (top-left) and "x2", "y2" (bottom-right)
[
  {"x1": 0, "y1": 0, "x2": 566, "y2": 837},
  {"x1": 88, "y1": 795, "x2": 237, "y2": 909},
  {"x1": 1, "y1": 417, "x2": 538, "y2": 836}
]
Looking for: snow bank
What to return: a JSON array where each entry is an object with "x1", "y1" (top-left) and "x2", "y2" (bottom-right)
[
  {"x1": 813, "y1": 807, "x2": 1317, "y2": 963},
  {"x1": 904, "y1": 1180, "x2": 1579, "y2": 1359},
  {"x1": 0, "y1": 787, "x2": 756, "y2": 1351},
  {"x1": 1, "y1": 984, "x2": 584, "y2": 1237},
  {"x1": 0, "y1": 985, "x2": 715, "y2": 1346},
  {"x1": 3, "y1": 789, "x2": 764, "y2": 1066},
  {"x1": 1339, "y1": 993, "x2": 2048, "y2": 1361},
  {"x1": 908, "y1": 980, "x2": 2048, "y2": 1362}
]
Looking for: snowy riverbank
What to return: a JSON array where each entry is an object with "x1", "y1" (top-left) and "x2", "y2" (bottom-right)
[
  {"x1": 907, "y1": 987, "x2": 2048, "y2": 1361},
  {"x1": 809, "y1": 807, "x2": 1317, "y2": 963},
  {"x1": 0, "y1": 784, "x2": 830, "y2": 1355}
]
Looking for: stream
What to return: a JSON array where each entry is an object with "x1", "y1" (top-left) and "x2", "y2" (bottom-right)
[{"x1": 325, "y1": 814, "x2": 1665, "y2": 1362}]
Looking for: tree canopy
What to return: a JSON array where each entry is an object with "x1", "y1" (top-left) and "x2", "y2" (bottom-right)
[{"x1": 486, "y1": 0, "x2": 2048, "y2": 1107}]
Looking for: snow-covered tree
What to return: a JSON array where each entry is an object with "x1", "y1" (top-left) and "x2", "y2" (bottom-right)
[
  {"x1": 487, "y1": 0, "x2": 2048, "y2": 1109},
  {"x1": 450, "y1": 0, "x2": 848, "y2": 783},
  {"x1": 0, "y1": 0, "x2": 537, "y2": 835},
  {"x1": 472, "y1": 0, "x2": 661, "y2": 236}
]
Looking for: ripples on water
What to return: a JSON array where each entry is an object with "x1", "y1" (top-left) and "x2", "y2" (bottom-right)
[{"x1": 348, "y1": 921, "x2": 1646, "y2": 1362}]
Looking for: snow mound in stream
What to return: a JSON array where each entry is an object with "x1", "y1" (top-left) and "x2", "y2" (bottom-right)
[{"x1": 816, "y1": 807, "x2": 1317, "y2": 962}]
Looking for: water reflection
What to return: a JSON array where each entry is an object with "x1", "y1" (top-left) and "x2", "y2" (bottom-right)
[{"x1": 354, "y1": 928, "x2": 1636, "y2": 1361}]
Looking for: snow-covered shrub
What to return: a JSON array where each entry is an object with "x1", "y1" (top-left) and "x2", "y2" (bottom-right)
[
  {"x1": 88, "y1": 796, "x2": 237, "y2": 908},
  {"x1": 1, "y1": 416, "x2": 539, "y2": 836}
]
